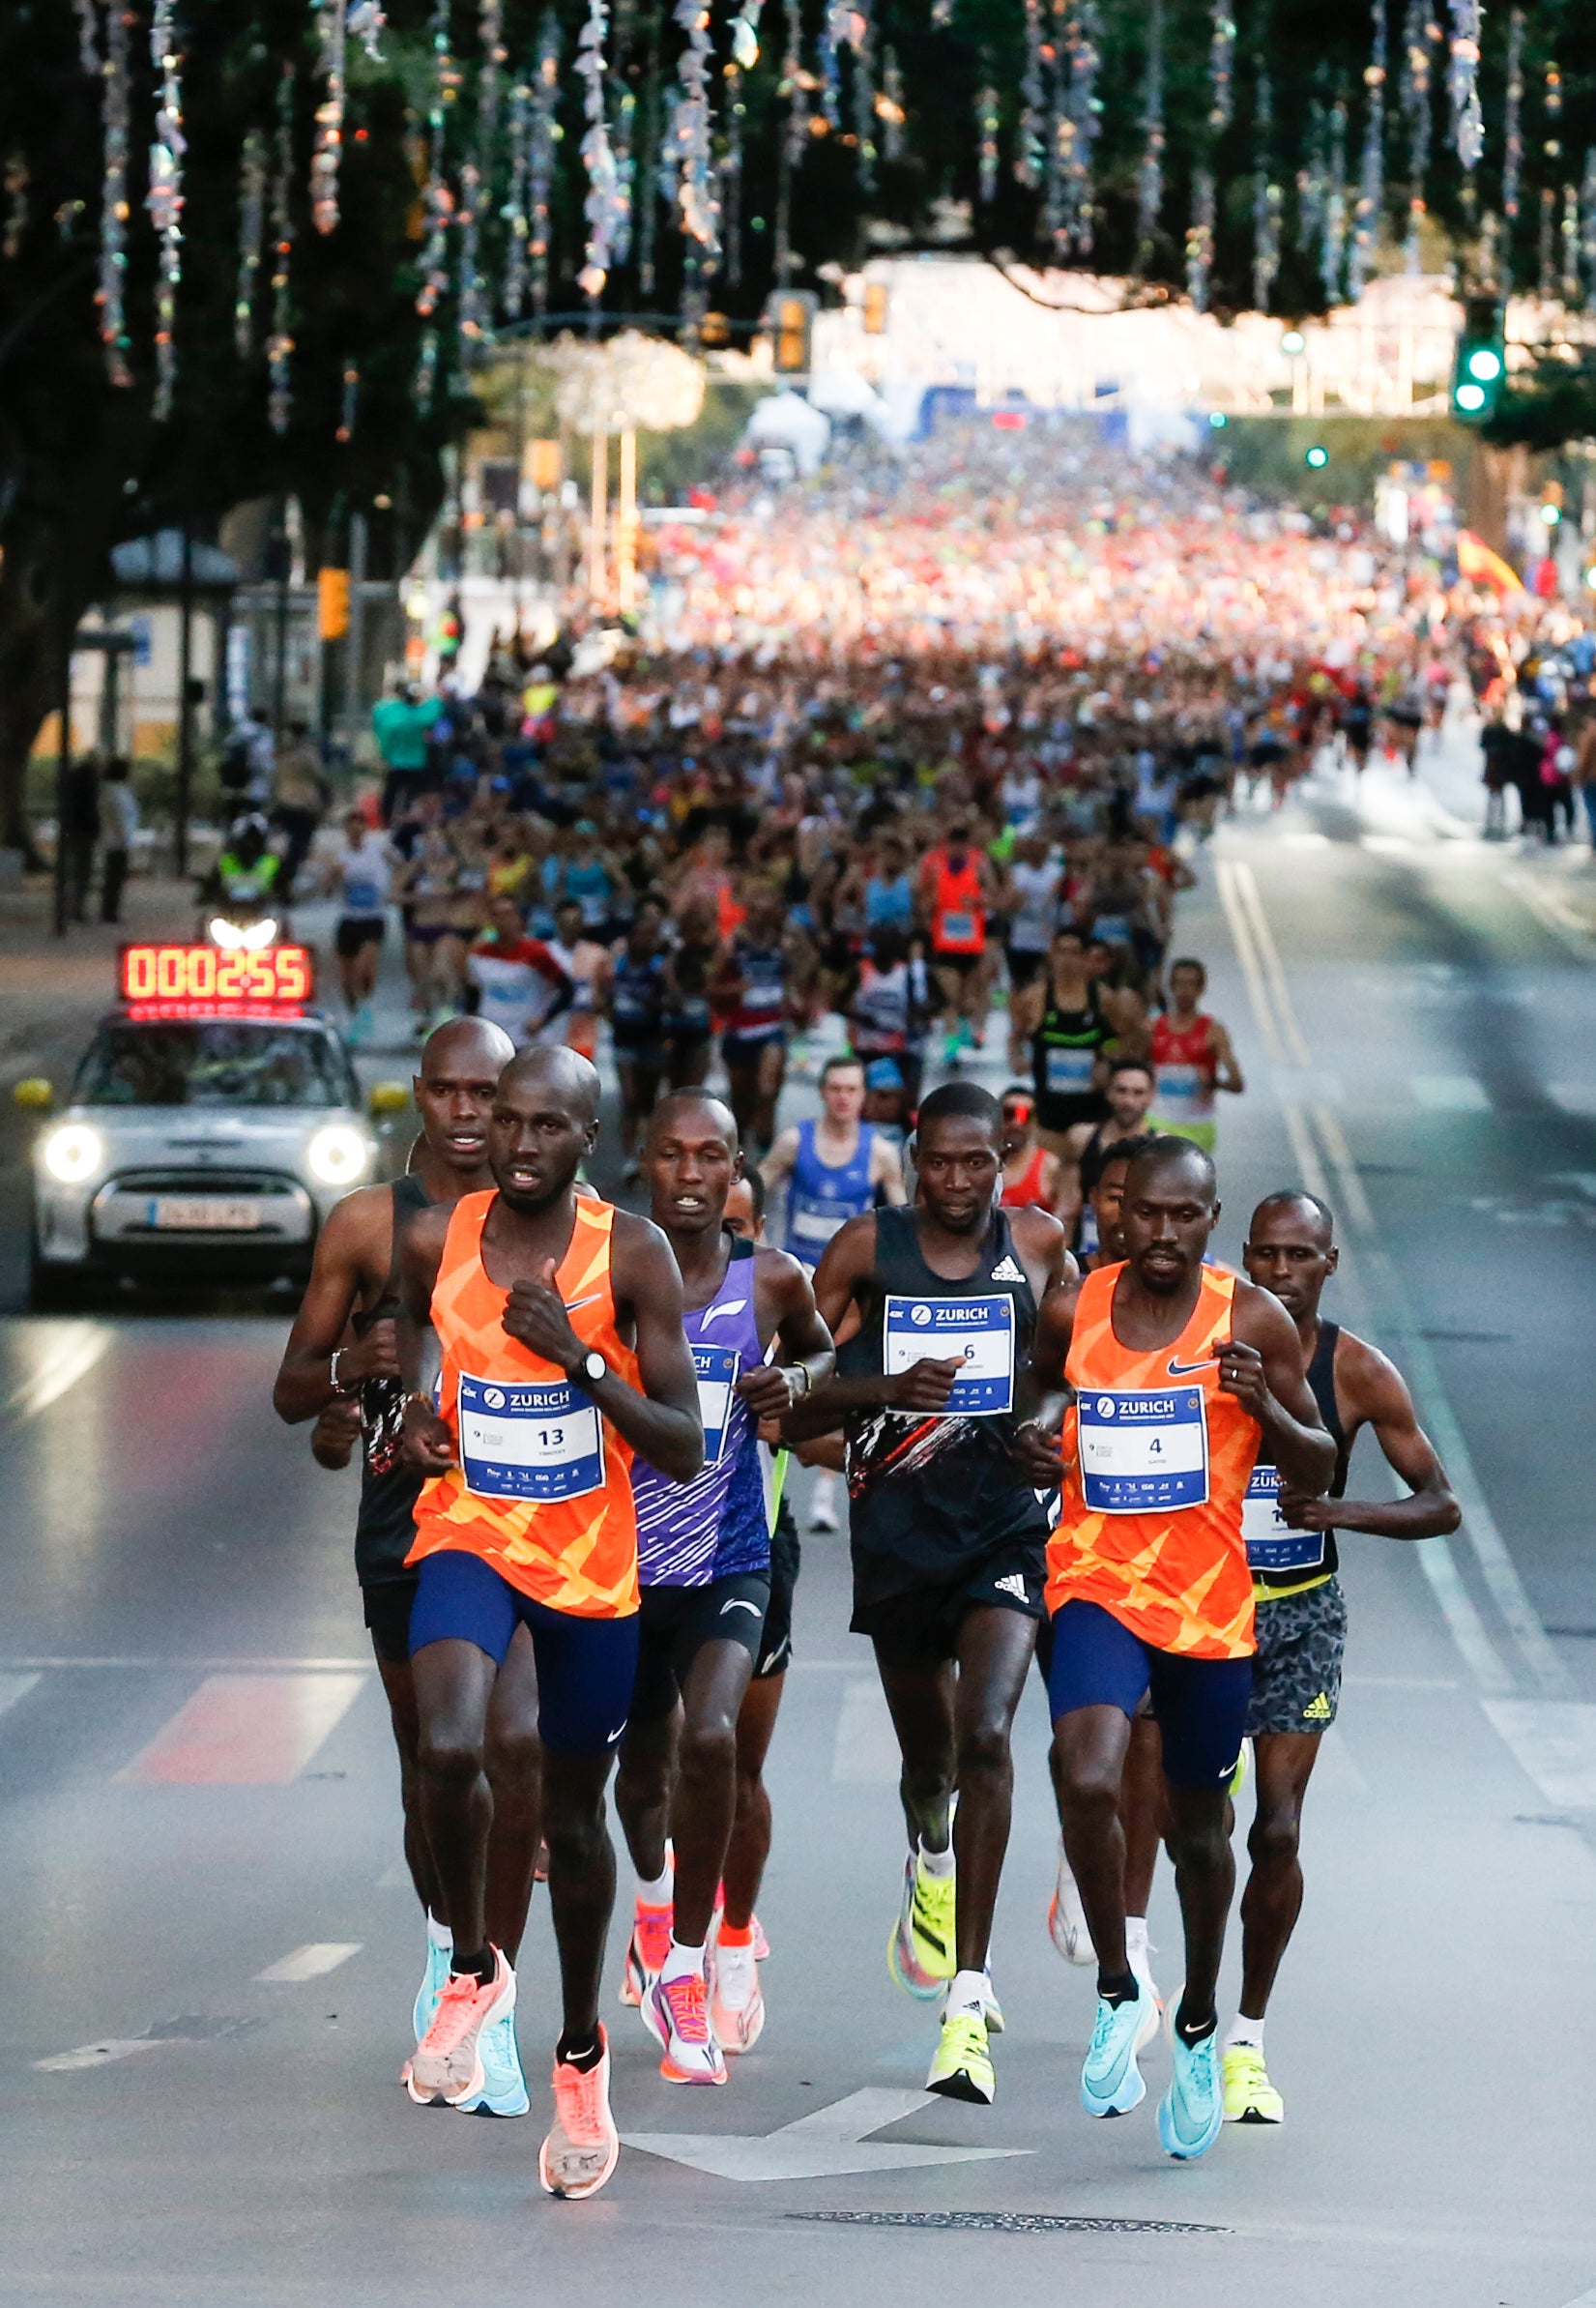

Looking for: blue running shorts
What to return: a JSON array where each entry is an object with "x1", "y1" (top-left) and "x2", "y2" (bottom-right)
[
  {"x1": 1046, "y1": 1597, "x2": 1253, "y2": 1787},
  {"x1": 409, "y1": 1548, "x2": 640, "y2": 1754}
]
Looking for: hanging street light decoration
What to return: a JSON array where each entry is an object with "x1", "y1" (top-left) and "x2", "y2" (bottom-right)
[
  {"x1": 1321, "y1": 94, "x2": 1347, "y2": 301},
  {"x1": 146, "y1": 0, "x2": 187, "y2": 423},
  {"x1": 1134, "y1": 0, "x2": 1164, "y2": 273},
  {"x1": 1252, "y1": 59, "x2": 1281, "y2": 310},
  {"x1": 1348, "y1": 0, "x2": 1385, "y2": 301},
  {"x1": 1447, "y1": 0, "x2": 1482, "y2": 172},
  {"x1": 234, "y1": 129, "x2": 268, "y2": 356},
  {"x1": 416, "y1": 1, "x2": 457, "y2": 321},
  {"x1": 96, "y1": 1, "x2": 132, "y2": 388},
  {"x1": 1016, "y1": 0, "x2": 1046, "y2": 190},
  {"x1": 1186, "y1": 167, "x2": 1214, "y2": 309},
  {"x1": 879, "y1": 45, "x2": 905, "y2": 162},
  {"x1": 501, "y1": 73, "x2": 534, "y2": 318},
  {"x1": 1399, "y1": 0, "x2": 1433, "y2": 273},
  {"x1": 528, "y1": 12, "x2": 562, "y2": 316},
  {"x1": 267, "y1": 63, "x2": 296, "y2": 435},
  {"x1": 976, "y1": 80, "x2": 1001, "y2": 206}
]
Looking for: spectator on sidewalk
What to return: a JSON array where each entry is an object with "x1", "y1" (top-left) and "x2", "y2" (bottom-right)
[
  {"x1": 61, "y1": 752, "x2": 102, "y2": 922},
  {"x1": 271, "y1": 720, "x2": 330, "y2": 897},
  {"x1": 219, "y1": 710, "x2": 276, "y2": 804},
  {"x1": 371, "y1": 680, "x2": 440, "y2": 823},
  {"x1": 100, "y1": 757, "x2": 139, "y2": 924}
]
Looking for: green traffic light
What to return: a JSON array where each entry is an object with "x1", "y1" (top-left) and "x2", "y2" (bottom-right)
[
  {"x1": 1466, "y1": 347, "x2": 1503, "y2": 383},
  {"x1": 1305, "y1": 445, "x2": 1328, "y2": 469},
  {"x1": 1207, "y1": 412, "x2": 1228, "y2": 429}
]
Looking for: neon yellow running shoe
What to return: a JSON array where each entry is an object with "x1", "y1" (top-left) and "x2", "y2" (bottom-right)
[
  {"x1": 925, "y1": 2010, "x2": 994, "y2": 2104},
  {"x1": 1221, "y1": 2042, "x2": 1284, "y2": 2123},
  {"x1": 887, "y1": 1850, "x2": 956, "y2": 1998},
  {"x1": 1229, "y1": 1738, "x2": 1252, "y2": 1798}
]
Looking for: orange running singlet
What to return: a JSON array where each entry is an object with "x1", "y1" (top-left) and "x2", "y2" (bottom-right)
[
  {"x1": 407, "y1": 1191, "x2": 642, "y2": 1617},
  {"x1": 1048, "y1": 1262, "x2": 1261, "y2": 1659},
  {"x1": 932, "y1": 855, "x2": 985, "y2": 954}
]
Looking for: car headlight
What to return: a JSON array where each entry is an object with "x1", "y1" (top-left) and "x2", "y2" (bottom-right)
[
  {"x1": 41, "y1": 1124, "x2": 104, "y2": 1183},
  {"x1": 305, "y1": 1124, "x2": 372, "y2": 1186}
]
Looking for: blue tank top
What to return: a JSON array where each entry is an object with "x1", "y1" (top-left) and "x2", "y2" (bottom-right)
[
  {"x1": 632, "y1": 1239, "x2": 769, "y2": 1585},
  {"x1": 864, "y1": 873, "x2": 914, "y2": 930},
  {"x1": 785, "y1": 1119, "x2": 876, "y2": 1267}
]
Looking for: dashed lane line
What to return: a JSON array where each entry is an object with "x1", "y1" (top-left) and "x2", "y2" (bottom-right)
[{"x1": 254, "y1": 1942, "x2": 363, "y2": 1983}]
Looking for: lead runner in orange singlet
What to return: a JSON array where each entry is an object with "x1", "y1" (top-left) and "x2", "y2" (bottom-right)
[
  {"x1": 395, "y1": 1045, "x2": 703, "y2": 2201},
  {"x1": 1014, "y1": 1138, "x2": 1333, "y2": 2162}
]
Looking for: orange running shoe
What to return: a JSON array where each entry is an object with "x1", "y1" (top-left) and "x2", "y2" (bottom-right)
[
  {"x1": 406, "y1": 1949, "x2": 514, "y2": 2106},
  {"x1": 647, "y1": 1968, "x2": 728, "y2": 2085},
  {"x1": 538, "y1": 2028, "x2": 621, "y2": 2200},
  {"x1": 621, "y1": 1897, "x2": 673, "y2": 2012}
]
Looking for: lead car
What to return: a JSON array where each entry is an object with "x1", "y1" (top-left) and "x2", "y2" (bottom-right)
[{"x1": 14, "y1": 941, "x2": 402, "y2": 1307}]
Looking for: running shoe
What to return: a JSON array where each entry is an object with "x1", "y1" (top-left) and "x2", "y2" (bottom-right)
[
  {"x1": 538, "y1": 2029, "x2": 620, "y2": 2200},
  {"x1": 1158, "y1": 2015, "x2": 1225, "y2": 2160},
  {"x1": 1080, "y1": 1988, "x2": 1150, "y2": 2118},
  {"x1": 647, "y1": 1969, "x2": 728, "y2": 2086},
  {"x1": 752, "y1": 1913, "x2": 769, "y2": 1960},
  {"x1": 1221, "y1": 2043, "x2": 1284, "y2": 2124},
  {"x1": 407, "y1": 1950, "x2": 514, "y2": 2107},
  {"x1": 708, "y1": 1889, "x2": 768, "y2": 1961},
  {"x1": 887, "y1": 1850, "x2": 956, "y2": 2000},
  {"x1": 1229, "y1": 1738, "x2": 1252, "y2": 1798},
  {"x1": 709, "y1": 1941, "x2": 766, "y2": 2056},
  {"x1": 1048, "y1": 1847, "x2": 1095, "y2": 1967},
  {"x1": 807, "y1": 1473, "x2": 841, "y2": 1534},
  {"x1": 454, "y1": 2003, "x2": 530, "y2": 2118},
  {"x1": 412, "y1": 1928, "x2": 452, "y2": 2051},
  {"x1": 926, "y1": 2010, "x2": 995, "y2": 2105},
  {"x1": 1129, "y1": 1936, "x2": 1164, "y2": 2019},
  {"x1": 621, "y1": 1896, "x2": 673, "y2": 2011}
]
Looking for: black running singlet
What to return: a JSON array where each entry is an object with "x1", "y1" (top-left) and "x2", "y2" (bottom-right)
[
  {"x1": 842, "y1": 1206, "x2": 1050, "y2": 1606},
  {"x1": 1245, "y1": 1319, "x2": 1349, "y2": 1591},
  {"x1": 353, "y1": 1173, "x2": 432, "y2": 1590},
  {"x1": 1031, "y1": 982, "x2": 1111, "y2": 1134}
]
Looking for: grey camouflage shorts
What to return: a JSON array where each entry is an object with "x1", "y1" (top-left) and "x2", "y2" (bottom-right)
[{"x1": 1246, "y1": 1575, "x2": 1348, "y2": 1737}]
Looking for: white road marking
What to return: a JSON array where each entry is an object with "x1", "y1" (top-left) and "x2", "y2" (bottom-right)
[
  {"x1": 3, "y1": 1323, "x2": 111, "y2": 1420},
  {"x1": 1482, "y1": 1703, "x2": 1596, "y2": 1811},
  {"x1": 1361, "y1": 833, "x2": 1416, "y2": 855},
  {"x1": 114, "y1": 1672, "x2": 368, "y2": 1786},
  {"x1": 1281, "y1": 832, "x2": 1332, "y2": 849},
  {"x1": 1558, "y1": 2288, "x2": 1596, "y2": 2306},
  {"x1": 624, "y1": 2087, "x2": 1029, "y2": 2182},
  {"x1": 0, "y1": 1673, "x2": 41, "y2": 1721},
  {"x1": 1411, "y1": 1074, "x2": 1492, "y2": 1112},
  {"x1": 34, "y1": 2038, "x2": 165, "y2": 2074},
  {"x1": 0, "y1": 1657, "x2": 373, "y2": 1672},
  {"x1": 831, "y1": 1679, "x2": 902, "y2": 1785},
  {"x1": 254, "y1": 1942, "x2": 363, "y2": 1983},
  {"x1": 1499, "y1": 868, "x2": 1596, "y2": 958}
]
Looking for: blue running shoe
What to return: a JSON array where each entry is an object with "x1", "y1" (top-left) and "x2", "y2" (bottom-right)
[
  {"x1": 455, "y1": 2005, "x2": 531, "y2": 2118},
  {"x1": 412, "y1": 1928, "x2": 451, "y2": 2049},
  {"x1": 1158, "y1": 2017, "x2": 1224, "y2": 2160},
  {"x1": 1080, "y1": 1988, "x2": 1150, "y2": 2118}
]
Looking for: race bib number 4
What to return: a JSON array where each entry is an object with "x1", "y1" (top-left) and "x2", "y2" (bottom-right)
[
  {"x1": 884, "y1": 1294, "x2": 1015, "y2": 1417},
  {"x1": 1242, "y1": 1463, "x2": 1328, "y2": 1574},
  {"x1": 1077, "y1": 1386, "x2": 1208, "y2": 1513},
  {"x1": 692, "y1": 1345, "x2": 740, "y2": 1466},
  {"x1": 457, "y1": 1373, "x2": 605, "y2": 1503}
]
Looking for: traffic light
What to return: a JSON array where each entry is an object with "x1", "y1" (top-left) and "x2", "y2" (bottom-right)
[
  {"x1": 317, "y1": 566, "x2": 350, "y2": 640},
  {"x1": 1207, "y1": 411, "x2": 1229, "y2": 429},
  {"x1": 699, "y1": 310, "x2": 731, "y2": 348},
  {"x1": 862, "y1": 279, "x2": 888, "y2": 335},
  {"x1": 769, "y1": 290, "x2": 815, "y2": 374},
  {"x1": 1451, "y1": 296, "x2": 1506, "y2": 423},
  {"x1": 1540, "y1": 479, "x2": 1564, "y2": 530},
  {"x1": 1304, "y1": 444, "x2": 1329, "y2": 470}
]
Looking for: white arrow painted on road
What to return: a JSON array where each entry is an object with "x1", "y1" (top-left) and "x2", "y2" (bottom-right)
[{"x1": 624, "y1": 2087, "x2": 1031, "y2": 2182}]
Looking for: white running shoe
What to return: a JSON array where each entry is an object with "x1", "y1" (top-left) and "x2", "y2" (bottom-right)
[
  {"x1": 709, "y1": 1940, "x2": 766, "y2": 2055},
  {"x1": 1048, "y1": 1846, "x2": 1095, "y2": 1966},
  {"x1": 807, "y1": 1473, "x2": 841, "y2": 1534}
]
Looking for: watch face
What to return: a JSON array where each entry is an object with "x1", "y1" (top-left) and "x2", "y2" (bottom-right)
[{"x1": 583, "y1": 1350, "x2": 606, "y2": 1384}]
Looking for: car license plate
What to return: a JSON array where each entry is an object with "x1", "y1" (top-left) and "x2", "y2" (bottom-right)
[{"x1": 149, "y1": 1197, "x2": 263, "y2": 1232}]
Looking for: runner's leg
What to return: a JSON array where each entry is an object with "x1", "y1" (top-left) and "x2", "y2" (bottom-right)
[
  {"x1": 482, "y1": 1625, "x2": 543, "y2": 1964},
  {"x1": 723, "y1": 1673, "x2": 782, "y2": 1931},
  {"x1": 948, "y1": 1604, "x2": 1035, "y2": 1973},
  {"x1": 1236, "y1": 1730, "x2": 1320, "y2": 2021}
]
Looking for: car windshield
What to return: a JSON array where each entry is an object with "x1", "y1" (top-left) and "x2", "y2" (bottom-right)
[{"x1": 74, "y1": 1022, "x2": 353, "y2": 1109}]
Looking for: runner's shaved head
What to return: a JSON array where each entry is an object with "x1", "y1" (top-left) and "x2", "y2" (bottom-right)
[
  {"x1": 646, "y1": 1090, "x2": 739, "y2": 1152},
  {"x1": 1250, "y1": 1190, "x2": 1335, "y2": 1246},
  {"x1": 497, "y1": 1041, "x2": 602, "y2": 1125},
  {"x1": 419, "y1": 1014, "x2": 514, "y2": 1079},
  {"x1": 1123, "y1": 1135, "x2": 1219, "y2": 1208}
]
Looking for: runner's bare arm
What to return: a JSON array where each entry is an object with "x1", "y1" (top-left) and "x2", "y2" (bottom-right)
[
  {"x1": 1210, "y1": 1019, "x2": 1245, "y2": 1096},
  {"x1": 1224, "y1": 1284, "x2": 1336, "y2": 1493},
  {"x1": 739, "y1": 1248, "x2": 836, "y2": 1418},
  {"x1": 1009, "y1": 979, "x2": 1045, "y2": 1041},
  {"x1": 1011, "y1": 1272, "x2": 1082, "y2": 1481},
  {"x1": 1053, "y1": 1121, "x2": 1096, "y2": 1226},
  {"x1": 870, "y1": 1133, "x2": 908, "y2": 1204},
  {"x1": 273, "y1": 1187, "x2": 394, "y2": 1422},
  {"x1": 760, "y1": 1125, "x2": 801, "y2": 1187},
  {"x1": 1279, "y1": 1339, "x2": 1460, "y2": 1538},
  {"x1": 782, "y1": 1212, "x2": 959, "y2": 1438},
  {"x1": 395, "y1": 1205, "x2": 456, "y2": 1472}
]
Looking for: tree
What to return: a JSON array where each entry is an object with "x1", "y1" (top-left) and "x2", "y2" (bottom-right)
[{"x1": 1483, "y1": 350, "x2": 1596, "y2": 456}]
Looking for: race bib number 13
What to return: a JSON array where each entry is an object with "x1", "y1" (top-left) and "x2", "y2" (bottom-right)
[{"x1": 457, "y1": 1373, "x2": 605, "y2": 1503}]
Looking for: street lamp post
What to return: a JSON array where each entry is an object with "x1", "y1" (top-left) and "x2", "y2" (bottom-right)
[{"x1": 590, "y1": 429, "x2": 609, "y2": 607}]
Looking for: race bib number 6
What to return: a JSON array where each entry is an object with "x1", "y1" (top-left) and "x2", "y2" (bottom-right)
[
  {"x1": 884, "y1": 1294, "x2": 1015, "y2": 1417},
  {"x1": 1077, "y1": 1386, "x2": 1208, "y2": 1514},
  {"x1": 457, "y1": 1372, "x2": 605, "y2": 1503}
]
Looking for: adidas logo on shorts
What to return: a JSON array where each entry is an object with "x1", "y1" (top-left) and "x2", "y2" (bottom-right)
[
  {"x1": 1303, "y1": 1691, "x2": 1332, "y2": 1723},
  {"x1": 993, "y1": 1571, "x2": 1030, "y2": 1601},
  {"x1": 990, "y1": 1255, "x2": 1025, "y2": 1283}
]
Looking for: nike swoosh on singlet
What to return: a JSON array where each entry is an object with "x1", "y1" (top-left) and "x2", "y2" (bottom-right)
[{"x1": 1166, "y1": 1354, "x2": 1217, "y2": 1377}]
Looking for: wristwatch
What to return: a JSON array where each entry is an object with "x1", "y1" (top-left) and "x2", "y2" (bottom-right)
[{"x1": 570, "y1": 1349, "x2": 608, "y2": 1389}]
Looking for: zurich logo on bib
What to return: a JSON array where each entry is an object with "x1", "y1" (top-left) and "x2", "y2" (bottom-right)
[{"x1": 1077, "y1": 1386, "x2": 1209, "y2": 1513}]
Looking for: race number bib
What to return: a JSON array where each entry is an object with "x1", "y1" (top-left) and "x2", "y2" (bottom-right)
[
  {"x1": 1046, "y1": 1046, "x2": 1095, "y2": 1094},
  {"x1": 1077, "y1": 1386, "x2": 1208, "y2": 1513},
  {"x1": 692, "y1": 1345, "x2": 740, "y2": 1467},
  {"x1": 884, "y1": 1294, "x2": 1015, "y2": 1417},
  {"x1": 938, "y1": 911, "x2": 977, "y2": 946},
  {"x1": 1242, "y1": 1463, "x2": 1328, "y2": 1574},
  {"x1": 457, "y1": 1372, "x2": 605, "y2": 1504},
  {"x1": 791, "y1": 1198, "x2": 848, "y2": 1246}
]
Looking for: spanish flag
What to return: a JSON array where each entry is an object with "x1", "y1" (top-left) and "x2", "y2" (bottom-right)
[{"x1": 1456, "y1": 530, "x2": 1523, "y2": 594}]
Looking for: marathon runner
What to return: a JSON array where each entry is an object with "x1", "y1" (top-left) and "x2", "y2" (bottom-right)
[
  {"x1": 617, "y1": 1094, "x2": 833, "y2": 2082},
  {"x1": 999, "y1": 1086, "x2": 1062, "y2": 1211},
  {"x1": 1014, "y1": 1138, "x2": 1333, "y2": 2159},
  {"x1": 1148, "y1": 959, "x2": 1243, "y2": 1154},
  {"x1": 1221, "y1": 1190, "x2": 1459, "y2": 2123},
  {"x1": 325, "y1": 807, "x2": 392, "y2": 1044},
  {"x1": 394, "y1": 1046, "x2": 703, "y2": 2200},
  {"x1": 466, "y1": 895, "x2": 574, "y2": 1050},
  {"x1": 791, "y1": 1082, "x2": 1072, "y2": 2107},
  {"x1": 1010, "y1": 924, "x2": 1134, "y2": 1152},
  {"x1": 712, "y1": 881, "x2": 791, "y2": 1158},
  {"x1": 847, "y1": 927, "x2": 931, "y2": 1116},
  {"x1": 609, "y1": 901, "x2": 670, "y2": 1183},
  {"x1": 918, "y1": 823, "x2": 999, "y2": 1066},
  {"x1": 1001, "y1": 830, "x2": 1065, "y2": 995},
  {"x1": 546, "y1": 897, "x2": 611, "y2": 1065},
  {"x1": 275, "y1": 1019, "x2": 544, "y2": 2103},
  {"x1": 1057, "y1": 1057, "x2": 1158, "y2": 1255}
]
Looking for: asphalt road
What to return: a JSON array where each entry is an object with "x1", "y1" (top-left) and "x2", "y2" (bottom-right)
[{"x1": 3, "y1": 746, "x2": 1596, "y2": 2306}]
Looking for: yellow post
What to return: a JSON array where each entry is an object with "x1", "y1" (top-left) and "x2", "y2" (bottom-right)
[
  {"x1": 616, "y1": 426, "x2": 638, "y2": 615},
  {"x1": 589, "y1": 429, "x2": 609, "y2": 605}
]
